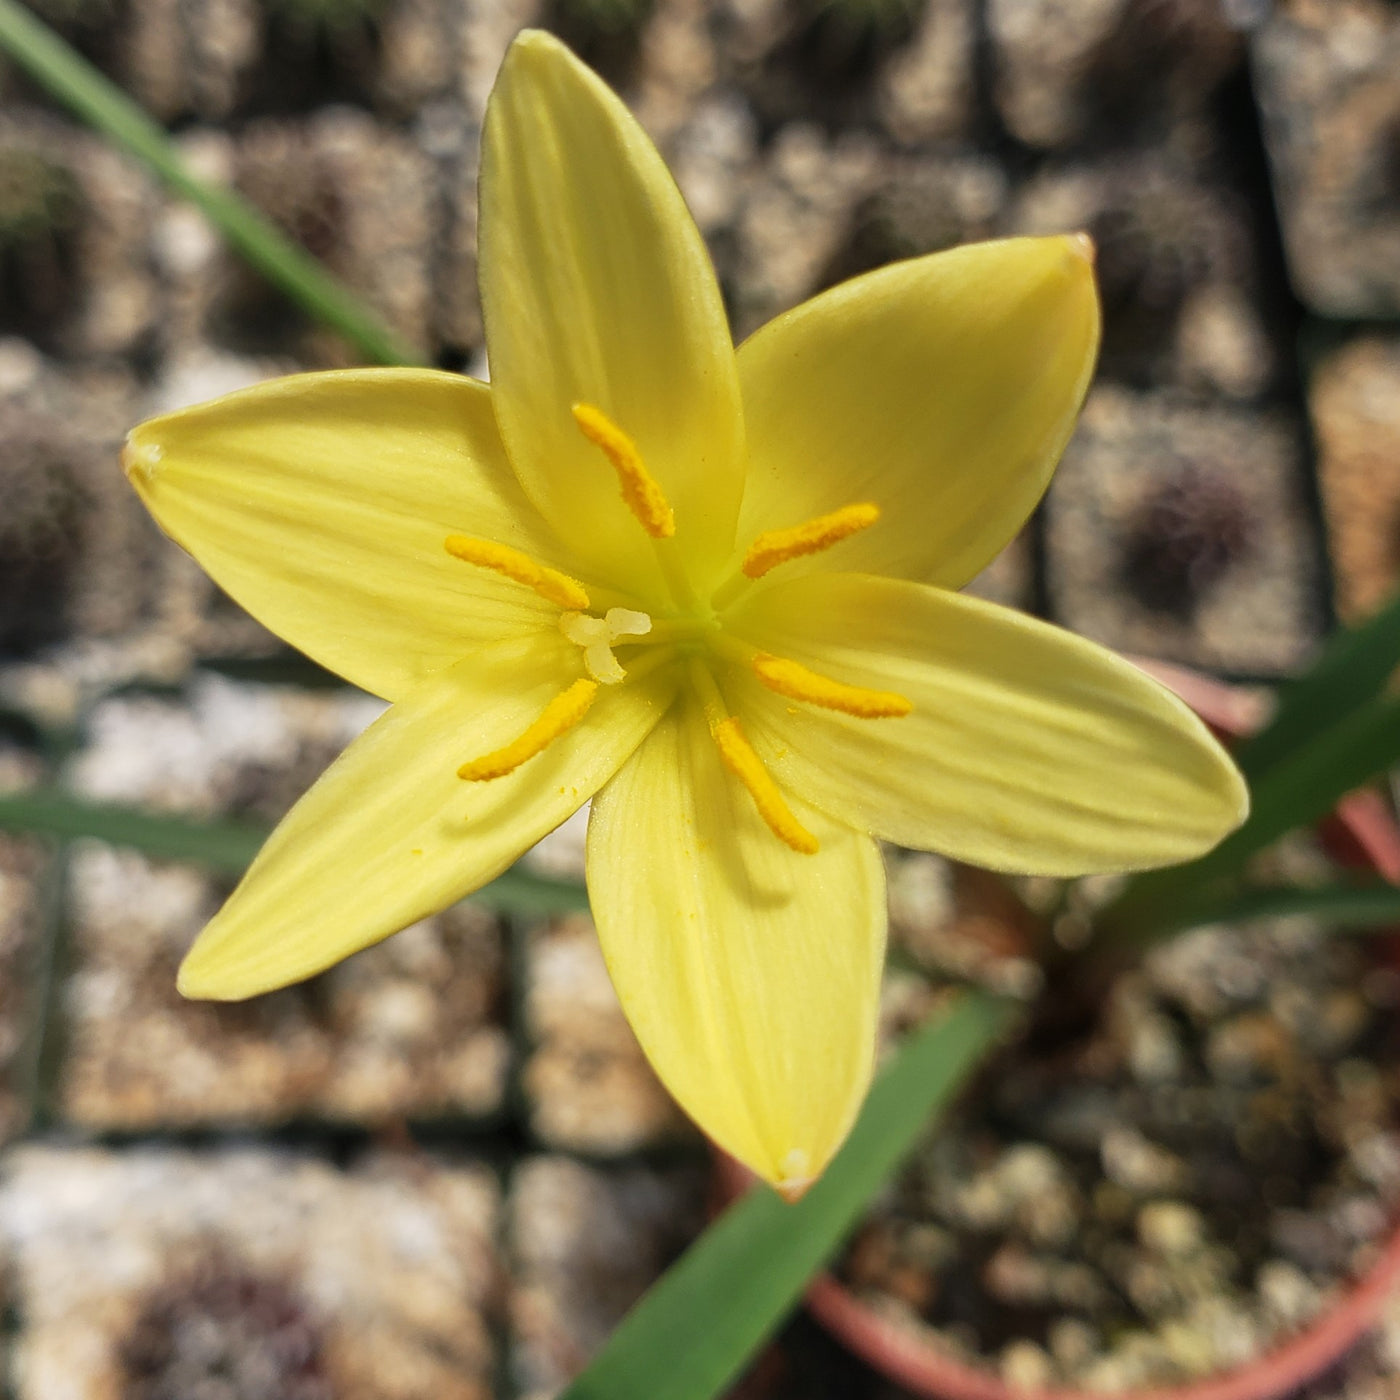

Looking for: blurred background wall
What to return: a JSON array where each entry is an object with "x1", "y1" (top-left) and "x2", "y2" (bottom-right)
[{"x1": 0, "y1": 1, "x2": 1398, "y2": 1397}]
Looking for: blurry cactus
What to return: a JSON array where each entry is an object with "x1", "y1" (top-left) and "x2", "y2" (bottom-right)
[
  {"x1": 804, "y1": 0, "x2": 922, "y2": 38},
  {"x1": 120, "y1": 1252, "x2": 332, "y2": 1400},
  {"x1": 793, "y1": 0, "x2": 924, "y2": 74},
  {"x1": 0, "y1": 142, "x2": 78, "y2": 244},
  {"x1": 0, "y1": 413, "x2": 84, "y2": 654},
  {"x1": 0, "y1": 141, "x2": 82, "y2": 350},
  {"x1": 551, "y1": 0, "x2": 653, "y2": 38},
  {"x1": 1121, "y1": 463, "x2": 1255, "y2": 617},
  {"x1": 21, "y1": 0, "x2": 115, "y2": 35},
  {"x1": 257, "y1": 0, "x2": 386, "y2": 36},
  {"x1": 1088, "y1": 172, "x2": 1241, "y2": 385}
]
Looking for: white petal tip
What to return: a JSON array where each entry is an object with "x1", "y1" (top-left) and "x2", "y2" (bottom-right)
[
  {"x1": 121, "y1": 436, "x2": 162, "y2": 486},
  {"x1": 775, "y1": 1175, "x2": 815, "y2": 1204},
  {"x1": 175, "y1": 961, "x2": 210, "y2": 1000},
  {"x1": 177, "y1": 951, "x2": 246, "y2": 1002},
  {"x1": 1066, "y1": 231, "x2": 1096, "y2": 266},
  {"x1": 509, "y1": 27, "x2": 567, "y2": 62},
  {"x1": 775, "y1": 1148, "x2": 815, "y2": 1202}
]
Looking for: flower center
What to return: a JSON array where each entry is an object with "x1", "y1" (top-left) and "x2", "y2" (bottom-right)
[{"x1": 444, "y1": 402, "x2": 913, "y2": 855}]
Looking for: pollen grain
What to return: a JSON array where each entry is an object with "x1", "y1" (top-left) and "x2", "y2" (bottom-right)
[
  {"x1": 458, "y1": 679, "x2": 598, "y2": 782},
  {"x1": 741, "y1": 503, "x2": 879, "y2": 580},
  {"x1": 445, "y1": 535, "x2": 590, "y2": 610},
  {"x1": 753, "y1": 653, "x2": 911, "y2": 718},
  {"x1": 571, "y1": 402, "x2": 676, "y2": 539},
  {"x1": 710, "y1": 716, "x2": 819, "y2": 855}
]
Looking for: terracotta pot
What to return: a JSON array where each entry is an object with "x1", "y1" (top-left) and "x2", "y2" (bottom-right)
[{"x1": 743, "y1": 662, "x2": 1400, "y2": 1400}]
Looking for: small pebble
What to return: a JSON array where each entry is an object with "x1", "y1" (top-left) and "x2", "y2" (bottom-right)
[
  {"x1": 1271, "y1": 1208, "x2": 1348, "y2": 1272},
  {"x1": 1138, "y1": 1201, "x2": 1206, "y2": 1256},
  {"x1": 1311, "y1": 989, "x2": 1371, "y2": 1056},
  {"x1": 1187, "y1": 1295, "x2": 1260, "y2": 1369},
  {"x1": 1000, "y1": 1339, "x2": 1053, "y2": 1391},
  {"x1": 1330, "y1": 1193, "x2": 1387, "y2": 1246},
  {"x1": 1047, "y1": 1316, "x2": 1099, "y2": 1370},
  {"x1": 1080, "y1": 1330, "x2": 1163, "y2": 1390},
  {"x1": 1102, "y1": 1126, "x2": 1188, "y2": 1195},
  {"x1": 1127, "y1": 1013, "x2": 1186, "y2": 1083},
  {"x1": 983, "y1": 1243, "x2": 1052, "y2": 1306},
  {"x1": 1205, "y1": 1013, "x2": 1294, "y2": 1085},
  {"x1": 1158, "y1": 1317, "x2": 1217, "y2": 1377},
  {"x1": 1255, "y1": 1259, "x2": 1320, "y2": 1330},
  {"x1": 1350, "y1": 1131, "x2": 1400, "y2": 1198}
]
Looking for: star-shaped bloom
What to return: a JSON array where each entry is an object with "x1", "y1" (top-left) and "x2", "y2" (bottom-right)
[{"x1": 123, "y1": 30, "x2": 1246, "y2": 1197}]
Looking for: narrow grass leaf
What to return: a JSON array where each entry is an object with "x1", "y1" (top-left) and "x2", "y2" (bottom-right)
[
  {"x1": 1107, "y1": 693, "x2": 1400, "y2": 939},
  {"x1": 0, "y1": 789, "x2": 266, "y2": 871},
  {"x1": 1237, "y1": 586, "x2": 1400, "y2": 781},
  {"x1": 0, "y1": 788, "x2": 588, "y2": 913},
  {"x1": 1211, "y1": 694, "x2": 1400, "y2": 876},
  {"x1": 1146, "y1": 878, "x2": 1400, "y2": 940},
  {"x1": 0, "y1": 0, "x2": 420, "y2": 367},
  {"x1": 560, "y1": 990, "x2": 1018, "y2": 1400}
]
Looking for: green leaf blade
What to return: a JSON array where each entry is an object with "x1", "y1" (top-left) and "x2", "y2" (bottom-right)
[
  {"x1": 560, "y1": 991, "x2": 1018, "y2": 1400},
  {"x1": 0, "y1": 0, "x2": 421, "y2": 367},
  {"x1": 1107, "y1": 693, "x2": 1400, "y2": 940},
  {"x1": 1212, "y1": 694, "x2": 1400, "y2": 879},
  {"x1": 1237, "y1": 587, "x2": 1400, "y2": 781},
  {"x1": 1148, "y1": 878, "x2": 1400, "y2": 940},
  {"x1": 0, "y1": 789, "x2": 267, "y2": 872},
  {"x1": 0, "y1": 788, "x2": 588, "y2": 915}
]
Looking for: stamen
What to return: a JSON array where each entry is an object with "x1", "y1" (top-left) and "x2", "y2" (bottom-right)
[
  {"x1": 741, "y1": 503, "x2": 879, "y2": 580},
  {"x1": 445, "y1": 536, "x2": 590, "y2": 610},
  {"x1": 753, "y1": 653, "x2": 912, "y2": 718},
  {"x1": 572, "y1": 403, "x2": 676, "y2": 539},
  {"x1": 458, "y1": 679, "x2": 598, "y2": 781},
  {"x1": 711, "y1": 716, "x2": 819, "y2": 855}
]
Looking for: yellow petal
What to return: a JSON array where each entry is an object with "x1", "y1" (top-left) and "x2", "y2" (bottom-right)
[
  {"x1": 587, "y1": 697, "x2": 886, "y2": 1193},
  {"x1": 479, "y1": 30, "x2": 745, "y2": 596},
  {"x1": 734, "y1": 236, "x2": 1099, "y2": 589},
  {"x1": 727, "y1": 573, "x2": 1248, "y2": 876},
  {"x1": 179, "y1": 633, "x2": 675, "y2": 1000},
  {"x1": 124, "y1": 369, "x2": 569, "y2": 702}
]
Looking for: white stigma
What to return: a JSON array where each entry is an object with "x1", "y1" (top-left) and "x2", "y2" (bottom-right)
[{"x1": 560, "y1": 607, "x2": 652, "y2": 684}]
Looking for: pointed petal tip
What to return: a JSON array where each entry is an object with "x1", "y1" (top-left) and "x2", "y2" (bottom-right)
[
  {"x1": 175, "y1": 956, "x2": 217, "y2": 1001},
  {"x1": 121, "y1": 433, "x2": 161, "y2": 488},
  {"x1": 177, "y1": 941, "x2": 259, "y2": 1002},
  {"x1": 505, "y1": 26, "x2": 571, "y2": 65},
  {"x1": 772, "y1": 1147, "x2": 818, "y2": 1203},
  {"x1": 1066, "y1": 231, "x2": 1096, "y2": 266},
  {"x1": 1224, "y1": 755, "x2": 1251, "y2": 830},
  {"x1": 775, "y1": 1175, "x2": 815, "y2": 1204}
]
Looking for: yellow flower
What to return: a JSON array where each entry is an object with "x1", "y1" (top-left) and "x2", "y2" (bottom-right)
[{"x1": 122, "y1": 30, "x2": 1246, "y2": 1198}]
